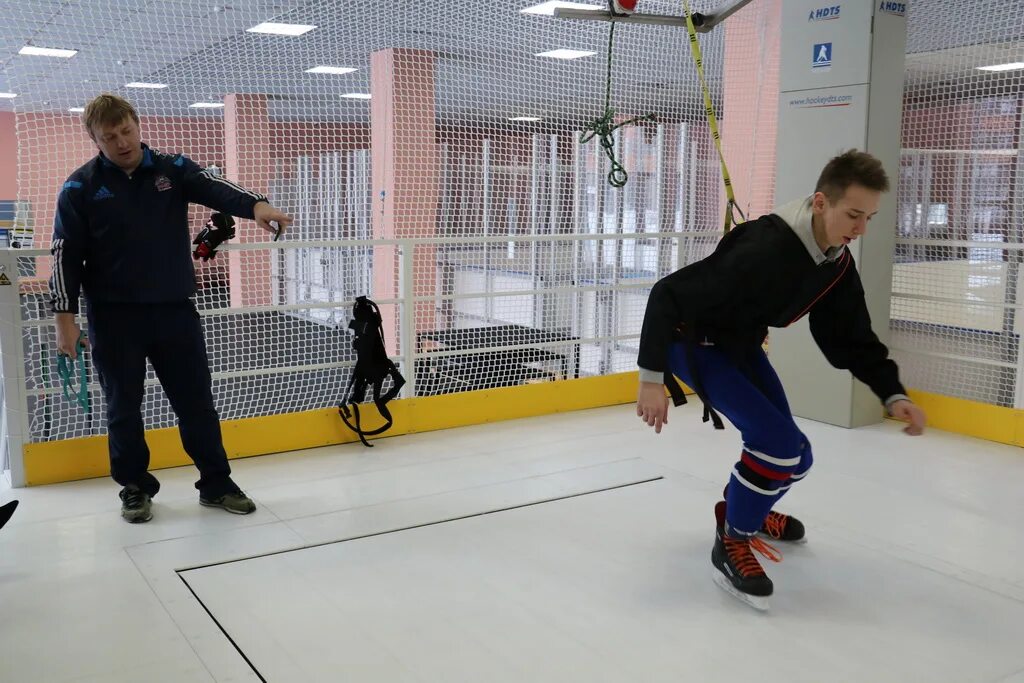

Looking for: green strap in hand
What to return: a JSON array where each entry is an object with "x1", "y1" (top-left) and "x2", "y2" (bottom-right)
[{"x1": 57, "y1": 331, "x2": 89, "y2": 414}]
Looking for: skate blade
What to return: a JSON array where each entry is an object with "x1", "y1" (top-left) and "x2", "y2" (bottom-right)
[
  {"x1": 759, "y1": 533, "x2": 808, "y2": 545},
  {"x1": 712, "y1": 570, "x2": 770, "y2": 611}
]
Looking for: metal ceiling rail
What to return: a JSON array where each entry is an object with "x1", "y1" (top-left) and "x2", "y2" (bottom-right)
[{"x1": 553, "y1": 0, "x2": 755, "y2": 32}]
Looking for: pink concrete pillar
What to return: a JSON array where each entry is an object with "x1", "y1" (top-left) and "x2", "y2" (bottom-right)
[
  {"x1": 224, "y1": 94, "x2": 274, "y2": 308},
  {"x1": 0, "y1": 112, "x2": 16, "y2": 200},
  {"x1": 721, "y1": 0, "x2": 782, "y2": 221},
  {"x1": 16, "y1": 113, "x2": 94, "y2": 281},
  {"x1": 370, "y1": 49, "x2": 439, "y2": 356}
]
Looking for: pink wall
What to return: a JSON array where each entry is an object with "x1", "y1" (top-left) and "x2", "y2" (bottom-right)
[
  {"x1": 16, "y1": 113, "x2": 227, "y2": 248},
  {"x1": 14, "y1": 109, "x2": 371, "y2": 296},
  {"x1": 16, "y1": 113, "x2": 228, "y2": 286},
  {"x1": 722, "y1": 0, "x2": 782, "y2": 221},
  {"x1": 224, "y1": 94, "x2": 273, "y2": 308},
  {"x1": 900, "y1": 98, "x2": 1020, "y2": 242},
  {"x1": 371, "y1": 48, "x2": 440, "y2": 348},
  {"x1": 272, "y1": 122, "x2": 369, "y2": 166},
  {"x1": 900, "y1": 101, "x2": 1016, "y2": 151},
  {"x1": 0, "y1": 112, "x2": 15, "y2": 199},
  {"x1": 436, "y1": 126, "x2": 569, "y2": 237}
]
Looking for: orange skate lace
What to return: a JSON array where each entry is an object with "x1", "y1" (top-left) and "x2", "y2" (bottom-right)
[
  {"x1": 762, "y1": 511, "x2": 789, "y2": 540},
  {"x1": 723, "y1": 535, "x2": 782, "y2": 577}
]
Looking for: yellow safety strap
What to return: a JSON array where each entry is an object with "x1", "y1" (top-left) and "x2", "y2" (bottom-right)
[{"x1": 682, "y1": 0, "x2": 746, "y2": 233}]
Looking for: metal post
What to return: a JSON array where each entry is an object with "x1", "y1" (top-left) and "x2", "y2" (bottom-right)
[
  {"x1": 607, "y1": 129, "x2": 626, "y2": 371},
  {"x1": 531, "y1": 133, "x2": 542, "y2": 328},
  {"x1": 439, "y1": 143, "x2": 451, "y2": 234},
  {"x1": 1009, "y1": 100, "x2": 1024, "y2": 408},
  {"x1": 482, "y1": 138, "x2": 493, "y2": 322},
  {"x1": 656, "y1": 123, "x2": 675, "y2": 278},
  {"x1": 344, "y1": 151, "x2": 357, "y2": 304},
  {"x1": 573, "y1": 132, "x2": 585, "y2": 340},
  {"x1": 685, "y1": 124, "x2": 698, "y2": 265},
  {"x1": 359, "y1": 149, "x2": 372, "y2": 295},
  {"x1": 0, "y1": 249, "x2": 30, "y2": 486},
  {"x1": 546, "y1": 133, "x2": 560, "y2": 331},
  {"x1": 297, "y1": 156, "x2": 313, "y2": 306},
  {"x1": 398, "y1": 241, "x2": 417, "y2": 398},
  {"x1": 593, "y1": 134, "x2": 606, "y2": 349},
  {"x1": 327, "y1": 152, "x2": 342, "y2": 317}
]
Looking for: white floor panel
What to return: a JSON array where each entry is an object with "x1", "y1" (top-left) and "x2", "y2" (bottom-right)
[
  {"x1": 182, "y1": 477, "x2": 1024, "y2": 683},
  {"x1": 1, "y1": 405, "x2": 1023, "y2": 682},
  {"x1": 124, "y1": 457, "x2": 663, "y2": 683},
  {"x1": 285, "y1": 457, "x2": 662, "y2": 546},
  {"x1": 0, "y1": 549, "x2": 215, "y2": 683}
]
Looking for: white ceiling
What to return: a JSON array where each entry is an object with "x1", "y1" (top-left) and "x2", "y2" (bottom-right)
[
  {"x1": 0, "y1": 0, "x2": 725, "y2": 125},
  {"x1": 0, "y1": 0, "x2": 1021, "y2": 123}
]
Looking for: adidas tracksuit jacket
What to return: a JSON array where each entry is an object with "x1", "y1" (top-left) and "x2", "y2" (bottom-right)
[{"x1": 48, "y1": 144, "x2": 267, "y2": 498}]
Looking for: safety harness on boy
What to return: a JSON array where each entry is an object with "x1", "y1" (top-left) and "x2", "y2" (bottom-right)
[
  {"x1": 664, "y1": 337, "x2": 725, "y2": 431},
  {"x1": 338, "y1": 296, "x2": 405, "y2": 447}
]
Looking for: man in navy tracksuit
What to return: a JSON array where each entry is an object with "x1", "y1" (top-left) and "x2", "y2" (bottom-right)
[
  {"x1": 636, "y1": 150, "x2": 927, "y2": 610},
  {"x1": 49, "y1": 94, "x2": 292, "y2": 523}
]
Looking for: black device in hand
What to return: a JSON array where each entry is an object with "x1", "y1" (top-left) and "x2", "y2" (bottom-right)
[{"x1": 192, "y1": 213, "x2": 236, "y2": 261}]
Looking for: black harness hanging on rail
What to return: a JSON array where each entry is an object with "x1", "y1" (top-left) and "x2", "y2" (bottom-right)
[{"x1": 339, "y1": 296, "x2": 406, "y2": 447}]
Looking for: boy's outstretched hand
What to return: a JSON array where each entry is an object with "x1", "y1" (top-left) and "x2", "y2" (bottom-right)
[
  {"x1": 889, "y1": 399, "x2": 926, "y2": 436},
  {"x1": 637, "y1": 381, "x2": 669, "y2": 434}
]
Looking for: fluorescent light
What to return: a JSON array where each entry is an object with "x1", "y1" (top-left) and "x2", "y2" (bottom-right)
[
  {"x1": 0, "y1": 93, "x2": 17, "y2": 99},
  {"x1": 341, "y1": 93, "x2": 371, "y2": 99},
  {"x1": 535, "y1": 49, "x2": 596, "y2": 60},
  {"x1": 509, "y1": 116, "x2": 541, "y2": 122},
  {"x1": 306, "y1": 66, "x2": 357, "y2": 75},
  {"x1": 69, "y1": 107, "x2": 85, "y2": 113},
  {"x1": 190, "y1": 102, "x2": 225, "y2": 108},
  {"x1": 246, "y1": 22, "x2": 316, "y2": 36},
  {"x1": 976, "y1": 62, "x2": 1024, "y2": 72},
  {"x1": 521, "y1": 1, "x2": 601, "y2": 16},
  {"x1": 125, "y1": 82, "x2": 168, "y2": 89},
  {"x1": 19, "y1": 45, "x2": 77, "y2": 58}
]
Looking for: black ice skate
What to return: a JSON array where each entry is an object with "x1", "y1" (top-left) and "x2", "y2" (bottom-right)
[
  {"x1": 717, "y1": 496, "x2": 807, "y2": 543},
  {"x1": 760, "y1": 509, "x2": 806, "y2": 544},
  {"x1": 712, "y1": 503, "x2": 781, "y2": 611}
]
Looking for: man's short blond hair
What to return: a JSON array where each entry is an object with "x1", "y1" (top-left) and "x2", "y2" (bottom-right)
[{"x1": 83, "y1": 94, "x2": 139, "y2": 139}]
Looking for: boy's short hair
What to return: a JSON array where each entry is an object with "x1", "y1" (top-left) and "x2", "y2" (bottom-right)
[
  {"x1": 815, "y1": 149, "x2": 890, "y2": 202},
  {"x1": 83, "y1": 94, "x2": 139, "y2": 139}
]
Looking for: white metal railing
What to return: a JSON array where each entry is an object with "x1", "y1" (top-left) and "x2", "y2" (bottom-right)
[{"x1": 0, "y1": 230, "x2": 697, "y2": 487}]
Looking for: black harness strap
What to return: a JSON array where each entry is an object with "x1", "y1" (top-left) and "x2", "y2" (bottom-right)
[
  {"x1": 683, "y1": 341, "x2": 725, "y2": 430},
  {"x1": 662, "y1": 355, "x2": 724, "y2": 431},
  {"x1": 338, "y1": 296, "x2": 406, "y2": 447},
  {"x1": 664, "y1": 319, "x2": 725, "y2": 430}
]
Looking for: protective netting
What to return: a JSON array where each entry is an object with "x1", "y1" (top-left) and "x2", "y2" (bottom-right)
[
  {"x1": 4, "y1": 0, "x2": 774, "y2": 443},
  {"x1": 891, "y1": 0, "x2": 1024, "y2": 407},
  {"x1": 720, "y1": 0, "x2": 780, "y2": 223}
]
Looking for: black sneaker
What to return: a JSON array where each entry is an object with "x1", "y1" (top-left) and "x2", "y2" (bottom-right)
[
  {"x1": 200, "y1": 491, "x2": 256, "y2": 515},
  {"x1": 120, "y1": 485, "x2": 153, "y2": 524}
]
